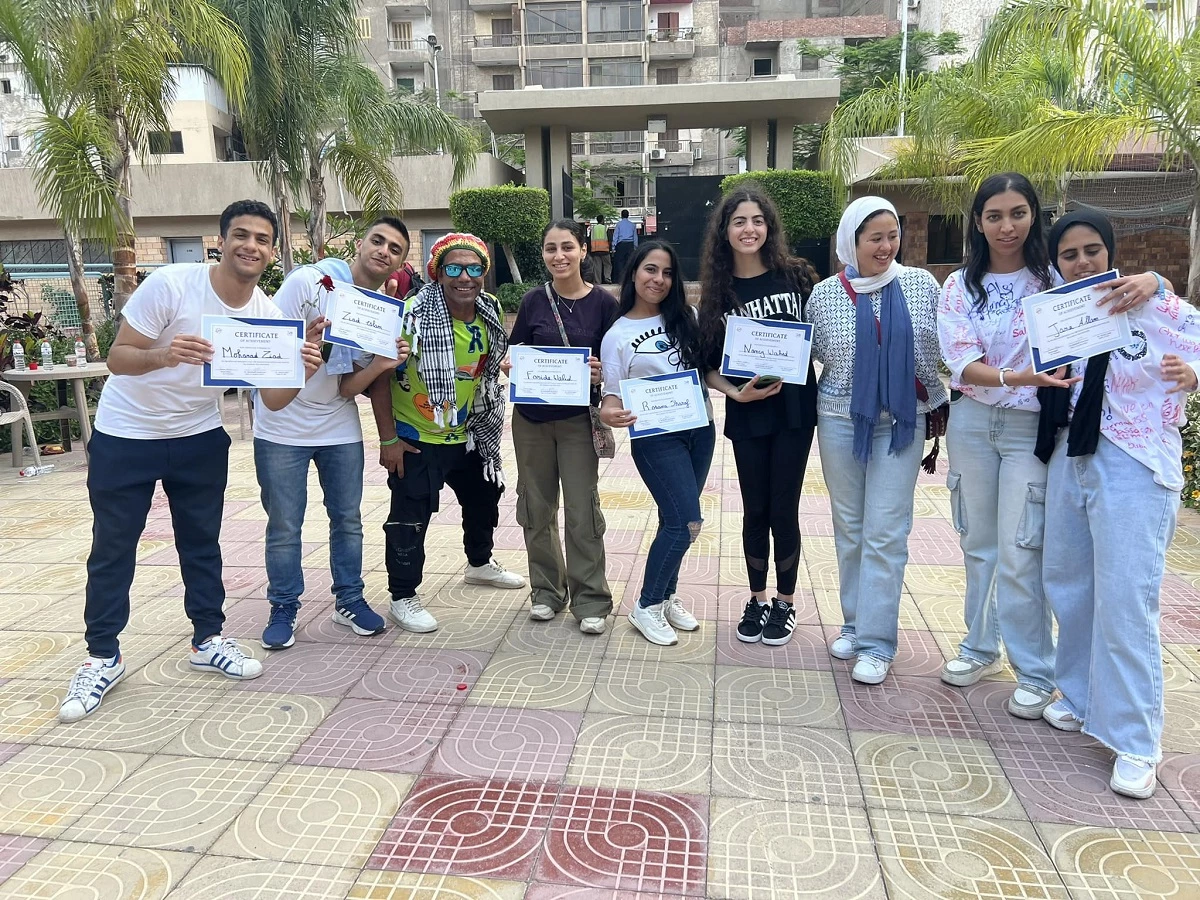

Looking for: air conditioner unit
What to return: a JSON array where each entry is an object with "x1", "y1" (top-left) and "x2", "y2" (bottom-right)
[
  {"x1": 692, "y1": 146, "x2": 702, "y2": 160},
  {"x1": 907, "y1": 0, "x2": 919, "y2": 8},
  {"x1": 649, "y1": 148, "x2": 667, "y2": 161}
]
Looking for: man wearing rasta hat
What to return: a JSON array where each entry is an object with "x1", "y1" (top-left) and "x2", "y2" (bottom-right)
[{"x1": 341, "y1": 232, "x2": 525, "y2": 634}]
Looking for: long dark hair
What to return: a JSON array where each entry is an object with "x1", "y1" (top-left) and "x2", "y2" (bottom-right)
[
  {"x1": 963, "y1": 172, "x2": 1052, "y2": 310},
  {"x1": 609, "y1": 240, "x2": 705, "y2": 371},
  {"x1": 698, "y1": 185, "x2": 815, "y2": 357}
]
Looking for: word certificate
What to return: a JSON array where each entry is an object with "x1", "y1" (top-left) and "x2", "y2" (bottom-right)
[
  {"x1": 202, "y1": 316, "x2": 305, "y2": 388},
  {"x1": 1023, "y1": 270, "x2": 1133, "y2": 373},
  {"x1": 720, "y1": 316, "x2": 812, "y2": 384},
  {"x1": 508, "y1": 345, "x2": 592, "y2": 406},
  {"x1": 621, "y1": 369, "x2": 709, "y2": 438}
]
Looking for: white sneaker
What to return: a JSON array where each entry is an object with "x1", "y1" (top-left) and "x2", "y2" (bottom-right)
[
  {"x1": 852, "y1": 655, "x2": 890, "y2": 685},
  {"x1": 829, "y1": 634, "x2": 857, "y2": 660},
  {"x1": 941, "y1": 655, "x2": 1003, "y2": 687},
  {"x1": 464, "y1": 559, "x2": 526, "y2": 589},
  {"x1": 190, "y1": 636, "x2": 263, "y2": 679},
  {"x1": 1042, "y1": 699, "x2": 1084, "y2": 732},
  {"x1": 1111, "y1": 755, "x2": 1157, "y2": 799},
  {"x1": 1008, "y1": 684, "x2": 1053, "y2": 720},
  {"x1": 628, "y1": 603, "x2": 678, "y2": 646},
  {"x1": 389, "y1": 595, "x2": 439, "y2": 633},
  {"x1": 529, "y1": 603, "x2": 556, "y2": 621},
  {"x1": 580, "y1": 617, "x2": 607, "y2": 634},
  {"x1": 59, "y1": 655, "x2": 126, "y2": 723},
  {"x1": 664, "y1": 595, "x2": 699, "y2": 631}
]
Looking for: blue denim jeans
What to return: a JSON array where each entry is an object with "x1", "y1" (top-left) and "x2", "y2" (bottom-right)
[
  {"x1": 818, "y1": 412, "x2": 924, "y2": 661},
  {"x1": 945, "y1": 396, "x2": 1055, "y2": 692},
  {"x1": 254, "y1": 438, "x2": 365, "y2": 611},
  {"x1": 1044, "y1": 434, "x2": 1177, "y2": 762},
  {"x1": 630, "y1": 423, "x2": 716, "y2": 606}
]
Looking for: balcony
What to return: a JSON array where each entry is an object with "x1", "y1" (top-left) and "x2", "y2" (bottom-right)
[
  {"x1": 468, "y1": 0, "x2": 514, "y2": 8},
  {"x1": 526, "y1": 31, "x2": 583, "y2": 46},
  {"x1": 471, "y1": 34, "x2": 520, "y2": 66},
  {"x1": 387, "y1": 38, "x2": 429, "y2": 66},
  {"x1": 588, "y1": 28, "x2": 643, "y2": 43},
  {"x1": 648, "y1": 28, "x2": 695, "y2": 60},
  {"x1": 589, "y1": 139, "x2": 643, "y2": 154}
]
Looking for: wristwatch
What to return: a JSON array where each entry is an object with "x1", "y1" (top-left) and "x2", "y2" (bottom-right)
[{"x1": 998, "y1": 367, "x2": 1014, "y2": 388}]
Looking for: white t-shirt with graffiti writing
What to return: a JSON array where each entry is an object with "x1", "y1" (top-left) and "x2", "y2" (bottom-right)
[{"x1": 937, "y1": 267, "x2": 1049, "y2": 410}]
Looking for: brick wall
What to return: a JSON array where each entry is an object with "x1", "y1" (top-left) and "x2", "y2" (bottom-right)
[{"x1": 133, "y1": 236, "x2": 167, "y2": 265}]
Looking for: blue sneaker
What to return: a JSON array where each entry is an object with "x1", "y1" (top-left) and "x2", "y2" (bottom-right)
[
  {"x1": 261, "y1": 605, "x2": 297, "y2": 650},
  {"x1": 333, "y1": 598, "x2": 387, "y2": 636}
]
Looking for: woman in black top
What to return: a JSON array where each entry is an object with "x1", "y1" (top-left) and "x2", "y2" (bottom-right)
[{"x1": 699, "y1": 187, "x2": 818, "y2": 648}]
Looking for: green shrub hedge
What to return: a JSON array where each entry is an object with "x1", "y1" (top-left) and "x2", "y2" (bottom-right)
[{"x1": 721, "y1": 170, "x2": 839, "y2": 241}]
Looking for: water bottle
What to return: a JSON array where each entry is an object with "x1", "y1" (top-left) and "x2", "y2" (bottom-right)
[
  {"x1": 19, "y1": 464, "x2": 54, "y2": 477},
  {"x1": 75, "y1": 339, "x2": 86, "y2": 364},
  {"x1": 40, "y1": 340, "x2": 53, "y2": 370},
  {"x1": 11, "y1": 343, "x2": 25, "y2": 371}
]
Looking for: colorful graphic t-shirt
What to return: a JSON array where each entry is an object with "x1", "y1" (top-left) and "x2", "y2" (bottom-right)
[{"x1": 390, "y1": 315, "x2": 490, "y2": 444}]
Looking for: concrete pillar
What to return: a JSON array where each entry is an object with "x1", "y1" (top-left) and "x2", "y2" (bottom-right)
[
  {"x1": 774, "y1": 118, "x2": 797, "y2": 170},
  {"x1": 525, "y1": 126, "x2": 548, "y2": 194},
  {"x1": 548, "y1": 124, "x2": 572, "y2": 218},
  {"x1": 747, "y1": 119, "x2": 769, "y2": 172}
]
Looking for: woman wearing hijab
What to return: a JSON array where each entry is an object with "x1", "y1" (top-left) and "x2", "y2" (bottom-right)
[
  {"x1": 1038, "y1": 209, "x2": 1200, "y2": 799},
  {"x1": 806, "y1": 197, "x2": 948, "y2": 684}
]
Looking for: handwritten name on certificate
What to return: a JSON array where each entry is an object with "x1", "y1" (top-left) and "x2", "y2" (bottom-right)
[
  {"x1": 1022, "y1": 269, "x2": 1134, "y2": 374},
  {"x1": 621, "y1": 369, "x2": 710, "y2": 439},
  {"x1": 720, "y1": 316, "x2": 813, "y2": 385},
  {"x1": 508, "y1": 345, "x2": 592, "y2": 406},
  {"x1": 202, "y1": 315, "x2": 306, "y2": 388},
  {"x1": 323, "y1": 281, "x2": 404, "y2": 359}
]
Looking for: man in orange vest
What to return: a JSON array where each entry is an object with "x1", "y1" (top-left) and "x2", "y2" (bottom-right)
[{"x1": 589, "y1": 216, "x2": 612, "y2": 283}]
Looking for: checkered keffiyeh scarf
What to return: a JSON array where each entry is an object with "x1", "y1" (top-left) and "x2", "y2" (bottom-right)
[{"x1": 400, "y1": 282, "x2": 509, "y2": 484}]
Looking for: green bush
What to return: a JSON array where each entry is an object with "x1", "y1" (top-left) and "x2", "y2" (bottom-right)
[
  {"x1": 495, "y1": 281, "x2": 539, "y2": 313},
  {"x1": 721, "y1": 170, "x2": 839, "y2": 241},
  {"x1": 449, "y1": 186, "x2": 550, "y2": 246}
]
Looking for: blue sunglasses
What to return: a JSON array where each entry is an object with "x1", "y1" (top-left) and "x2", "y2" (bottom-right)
[{"x1": 442, "y1": 263, "x2": 484, "y2": 277}]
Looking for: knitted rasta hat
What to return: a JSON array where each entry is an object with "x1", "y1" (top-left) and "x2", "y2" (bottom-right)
[{"x1": 427, "y1": 232, "x2": 491, "y2": 281}]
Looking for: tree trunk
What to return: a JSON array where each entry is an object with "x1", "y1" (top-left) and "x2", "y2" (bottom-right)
[
  {"x1": 110, "y1": 128, "x2": 137, "y2": 315},
  {"x1": 64, "y1": 231, "x2": 97, "y2": 360},
  {"x1": 308, "y1": 158, "x2": 328, "y2": 258},
  {"x1": 501, "y1": 243, "x2": 522, "y2": 284},
  {"x1": 273, "y1": 168, "x2": 294, "y2": 275},
  {"x1": 1190, "y1": 182, "x2": 1200, "y2": 303}
]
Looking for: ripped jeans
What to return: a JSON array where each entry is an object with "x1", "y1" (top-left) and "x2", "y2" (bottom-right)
[
  {"x1": 945, "y1": 395, "x2": 1055, "y2": 693},
  {"x1": 630, "y1": 422, "x2": 716, "y2": 607}
]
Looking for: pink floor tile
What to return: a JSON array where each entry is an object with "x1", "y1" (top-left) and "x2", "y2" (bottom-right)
[
  {"x1": 834, "y1": 670, "x2": 979, "y2": 738},
  {"x1": 291, "y1": 698, "x2": 456, "y2": 773},
  {"x1": 239, "y1": 642, "x2": 387, "y2": 696},
  {"x1": 349, "y1": 647, "x2": 490, "y2": 704},
  {"x1": 430, "y1": 707, "x2": 582, "y2": 782},
  {"x1": 0, "y1": 834, "x2": 49, "y2": 886},
  {"x1": 1159, "y1": 753, "x2": 1200, "y2": 826},
  {"x1": 716, "y1": 622, "x2": 830, "y2": 670}
]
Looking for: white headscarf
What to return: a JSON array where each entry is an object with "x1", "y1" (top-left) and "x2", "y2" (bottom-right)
[{"x1": 836, "y1": 196, "x2": 904, "y2": 295}]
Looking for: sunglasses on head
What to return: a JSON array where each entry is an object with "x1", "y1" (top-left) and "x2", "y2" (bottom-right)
[{"x1": 442, "y1": 263, "x2": 484, "y2": 278}]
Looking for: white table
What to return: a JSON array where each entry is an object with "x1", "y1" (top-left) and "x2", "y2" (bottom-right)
[{"x1": 1, "y1": 361, "x2": 110, "y2": 467}]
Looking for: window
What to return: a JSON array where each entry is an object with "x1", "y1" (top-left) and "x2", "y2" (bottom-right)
[
  {"x1": 588, "y1": 1, "x2": 641, "y2": 42},
  {"x1": 491, "y1": 17, "x2": 516, "y2": 46},
  {"x1": 526, "y1": 58, "x2": 583, "y2": 87},
  {"x1": 389, "y1": 20, "x2": 412, "y2": 45},
  {"x1": 354, "y1": 17, "x2": 371, "y2": 39},
  {"x1": 927, "y1": 214, "x2": 965, "y2": 265},
  {"x1": 148, "y1": 131, "x2": 184, "y2": 154},
  {"x1": 655, "y1": 67, "x2": 678, "y2": 85},
  {"x1": 492, "y1": 74, "x2": 515, "y2": 91},
  {"x1": 752, "y1": 57, "x2": 774, "y2": 77},
  {"x1": 590, "y1": 130, "x2": 642, "y2": 153},
  {"x1": 0, "y1": 79, "x2": 10, "y2": 94},
  {"x1": 655, "y1": 11, "x2": 679, "y2": 38},
  {"x1": 589, "y1": 58, "x2": 642, "y2": 86},
  {"x1": 395, "y1": 77, "x2": 415, "y2": 93},
  {"x1": 525, "y1": 2, "x2": 581, "y2": 44},
  {"x1": 801, "y1": 54, "x2": 819, "y2": 71},
  {"x1": 658, "y1": 128, "x2": 680, "y2": 152},
  {"x1": 0, "y1": 239, "x2": 107, "y2": 266},
  {"x1": 6, "y1": 134, "x2": 18, "y2": 152}
]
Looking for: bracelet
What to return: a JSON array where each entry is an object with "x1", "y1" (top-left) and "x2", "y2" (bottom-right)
[
  {"x1": 379, "y1": 436, "x2": 400, "y2": 446},
  {"x1": 998, "y1": 367, "x2": 1013, "y2": 388},
  {"x1": 1153, "y1": 271, "x2": 1166, "y2": 295}
]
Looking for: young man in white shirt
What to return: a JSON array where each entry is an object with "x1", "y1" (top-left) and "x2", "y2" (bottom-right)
[
  {"x1": 60, "y1": 200, "x2": 323, "y2": 724},
  {"x1": 253, "y1": 217, "x2": 411, "y2": 650}
]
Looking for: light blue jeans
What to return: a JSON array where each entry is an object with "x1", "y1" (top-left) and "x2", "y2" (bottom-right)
[
  {"x1": 254, "y1": 438, "x2": 366, "y2": 611},
  {"x1": 1044, "y1": 434, "x2": 1176, "y2": 762},
  {"x1": 818, "y1": 412, "x2": 925, "y2": 662},
  {"x1": 944, "y1": 396, "x2": 1055, "y2": 692}
]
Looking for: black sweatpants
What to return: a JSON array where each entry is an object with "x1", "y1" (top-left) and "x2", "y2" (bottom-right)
[{"x1": 731, "y1": 426, "x2": 815, "y2": 595}]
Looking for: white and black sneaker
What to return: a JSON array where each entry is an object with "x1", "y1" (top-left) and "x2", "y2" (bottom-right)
[
  {"x1": 761, "y1": 600, "x2": 796, "y2": 646},
  {"x1": 736, "y1": 598, "x2": 770, "y2": 643}
]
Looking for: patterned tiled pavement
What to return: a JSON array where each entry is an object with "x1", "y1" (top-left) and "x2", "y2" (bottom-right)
[{"x1": 2, "y1": 397, "x2": 1200, "y2": 900}]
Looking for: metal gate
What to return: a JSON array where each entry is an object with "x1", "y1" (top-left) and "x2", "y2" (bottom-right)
[{"x1": 653, "y1": 174, "x2": 724, "y2": 283}]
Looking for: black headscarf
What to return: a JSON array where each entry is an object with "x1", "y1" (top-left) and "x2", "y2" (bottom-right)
[{"x1": 1034, "y1": 209, "x2": 1118, "y2": 463}]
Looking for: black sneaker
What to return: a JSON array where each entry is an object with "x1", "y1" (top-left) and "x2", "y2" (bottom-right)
[
  {"x1": 736, "y1": 598, "x2": 770, "y2": 643},
  {"x1": 761, "y1": 600, "x2": 796, "y2": 646}
]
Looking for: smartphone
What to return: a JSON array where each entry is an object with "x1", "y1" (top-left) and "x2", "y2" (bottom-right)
[{"x1": 750, "y1": 375, "x2": 781, "y2": 388}]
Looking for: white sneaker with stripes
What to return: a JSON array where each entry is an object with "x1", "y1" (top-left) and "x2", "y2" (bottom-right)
[
  {"x1": 190, "y1": 636, "x2": 263, "y2": 679},
  {"x1": 59, "y1": 655, "x2": 126, "y2": 723}
]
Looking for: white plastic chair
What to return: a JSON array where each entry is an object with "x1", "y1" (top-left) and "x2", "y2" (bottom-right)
[{"x1": 0, "y1": 380, "x2": 42, "y2": 468}]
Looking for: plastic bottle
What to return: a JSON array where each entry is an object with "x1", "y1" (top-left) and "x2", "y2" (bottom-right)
[
  {"x1": 11, "y1": 343, "x2": 25, "y2": 371},
  {"x1": 19, "y1": 464, "x2": 54, "y2": 477},
  {"x1": 40, "y1": 340, "x2": 53, "y2": 370},
  {"x1": 75, "y1": 339, "x2": 86, "y2": 363}
]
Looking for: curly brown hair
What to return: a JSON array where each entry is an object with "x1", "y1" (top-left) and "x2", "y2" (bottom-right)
[{"x1": 698, "y1": 185, "x2": 816, "y2": 358}]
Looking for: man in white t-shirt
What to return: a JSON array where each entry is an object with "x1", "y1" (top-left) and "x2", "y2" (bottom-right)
[
  {"x1": 253, "y1": 217, "x2": 411, "y2": 650},
  {"x1": 59, "y1": 200, "x2": 323, "y2": 724}
]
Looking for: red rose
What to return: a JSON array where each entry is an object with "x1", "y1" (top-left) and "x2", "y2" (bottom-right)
[{"x1": 318, "y1": 274, "x2": 335, "y2": 292}]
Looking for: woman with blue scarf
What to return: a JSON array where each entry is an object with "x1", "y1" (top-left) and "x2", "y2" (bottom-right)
[{"x1": 807, "y1": 197, "x2": 947, "y2": 684}]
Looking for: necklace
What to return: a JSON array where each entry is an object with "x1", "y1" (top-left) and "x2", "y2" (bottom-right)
[{"x1": 551, "y1": 286, "x2": 580, "y2": 315}]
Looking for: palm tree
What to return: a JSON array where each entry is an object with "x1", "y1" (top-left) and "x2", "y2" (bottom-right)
[{"x1": 0, "y1": 0, "x2": 249, "y2": 335}]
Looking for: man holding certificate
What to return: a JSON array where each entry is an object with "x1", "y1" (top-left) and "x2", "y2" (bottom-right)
[
  {"x1": 253, "y1": 218, "x2": 411, "y2": 651},
  {"x1": 60, "y1": 201, "x2": 323, "y2": 724}
]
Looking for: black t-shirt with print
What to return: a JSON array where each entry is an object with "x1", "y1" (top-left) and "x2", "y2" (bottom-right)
[{"x1": 706, "y1": 270, "x2": 818, "y2": 440}]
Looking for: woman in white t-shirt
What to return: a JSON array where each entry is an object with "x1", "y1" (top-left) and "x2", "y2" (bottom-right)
[{"x1": 600, "y1": 241, "x2": 714, "y2": 647}]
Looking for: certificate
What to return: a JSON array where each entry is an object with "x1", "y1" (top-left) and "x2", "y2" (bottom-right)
[
  {"x1": 323, "y1": 281, "x2": 404, "y2": 359},
  {"x1": 621, "y1": 369, "x2": 710, "y2": 438},
  {"x1": 508, "y1": 345, "x2": 592, "y2": 406},
  {"x1": 201, "y1": 315, "x2": 306, "y2": 388},
  {"x1": 1022, "y1": 269, "x2": 1134, "y2": 373},
  {"x1": 720, "y1": 316, "x2": 813, "y2": 385}
]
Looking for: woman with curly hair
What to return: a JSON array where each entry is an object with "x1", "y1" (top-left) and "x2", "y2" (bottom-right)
[{"x1": 699, "y1": 186, "x2": 818, "y2": 648}]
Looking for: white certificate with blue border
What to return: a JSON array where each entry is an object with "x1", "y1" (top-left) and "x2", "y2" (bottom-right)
[
  {"x1": 509, "y1": 345, "x2": 592, "y2": 406},
  {"x1": 720, "y1": 316, "x2": 812, "y2": 384},
  {"x1": 323, "y1": 280, "x2": 405, "y2": 359},
  {"x1": 1022, "y1": 269, "x2": 1134, "y2": 373},
  {"x1": 621, "y1": 369, "x2": 710, "y2": 438},
  {"x1": 201, "y1": 315, "x2": 306, "y2": 388}
]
